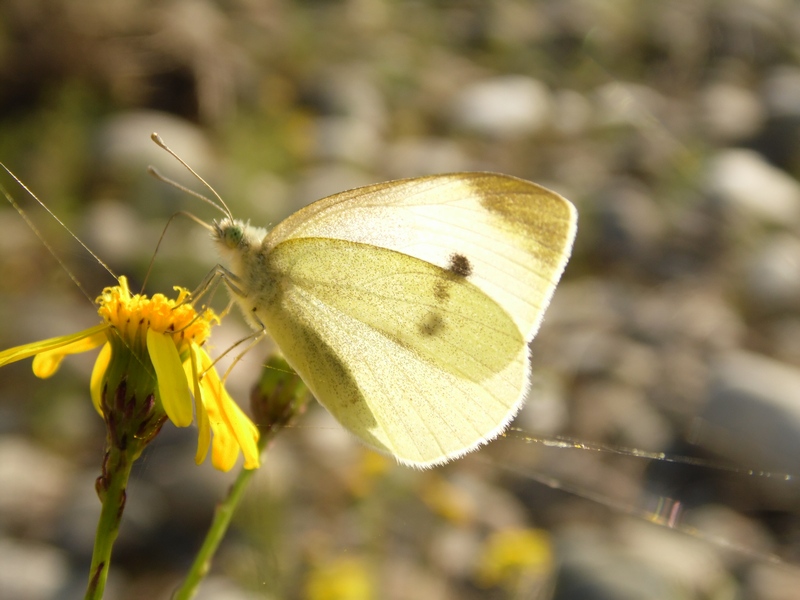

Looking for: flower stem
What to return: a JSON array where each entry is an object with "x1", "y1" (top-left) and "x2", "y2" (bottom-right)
[
  {"x1": 173, "y1": 355, "x2": 310, "y2": 599},
  {"x1": 172, "y1": 441, "x2": 264, "y2": 600},
  {"x1": 85, "y1": 445, "x2": 135, "y2": 600}
]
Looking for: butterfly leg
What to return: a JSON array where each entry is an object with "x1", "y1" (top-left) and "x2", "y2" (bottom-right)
[{"x1": 190, "y1": 264, "x2": 246, "y2": 305}]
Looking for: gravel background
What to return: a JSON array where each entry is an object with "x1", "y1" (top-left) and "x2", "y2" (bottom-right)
[{"x1": 2, "y1": 1, "x2": 800, "y2": 599}]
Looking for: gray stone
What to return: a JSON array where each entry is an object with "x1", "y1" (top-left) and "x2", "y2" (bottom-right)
[
  {"x1": 552, "y1": 526, "x2": 687, "y2": 600},
  {"x1": 762, "y1": 65, "x2": 800, "y2": 118},
  {"x1": 0, "y1": 539, "x2": 69, "y2": 600},
  {"x1": 747, "y1": 561, "x2": 800, "y2": 600},
  {"x1": 591, "y1": 178, "x2": 665, "y2": 268},
  {"x1": 312, "y1": 116, "x2": 383, "y2": 167},
  {"x1": 551, "y1": 89, "x2": 593, "y2": 137},
  {"x1": 700, "y1": 82, "x2": 765, "y2": 142},
  {"x1": 592, "y1": 82, "x2": 666, "y2": 129},
  {"x1": 382, "y1": 137, "x2": 469, "y2": 178},
  {"x1": 0, "y1": 436, "x2": 74, "y2": 536},
  {"x1": 451, "y1": 75, "x2": 552, "y2": 138},
  {"x1": 705, "y1": 149, "x2": 800, "y2": 225},
  {"x1": 94, "y1": 111, "x2": 214, "y2": 187},
  {"x1": 705, "y1": 351, "x2": 800, "y2": 477},
  {"x1": 291, "y1": 165, "x2": 376, "y2": 213},
  {"x1": 746, "y1": 233, "x2": 800, "y2": 311}
]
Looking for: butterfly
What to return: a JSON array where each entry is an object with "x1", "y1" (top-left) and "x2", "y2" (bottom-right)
[{"x1": 207, "y1": 171, "x2": 576, "y2": 467}]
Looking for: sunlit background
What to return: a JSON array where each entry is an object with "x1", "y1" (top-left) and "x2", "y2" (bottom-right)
[{"x1": 2, "y1": 1, "x2": 800, "y2": 598}]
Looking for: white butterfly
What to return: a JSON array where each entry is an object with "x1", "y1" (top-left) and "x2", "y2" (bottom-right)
[{"x1": 210, "y1": 171, "x2": 576, "y2": 467}]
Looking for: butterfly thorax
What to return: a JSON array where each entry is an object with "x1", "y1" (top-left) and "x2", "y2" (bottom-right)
[{"x1": 212, "y1": 218, "x2": 280, "y2": 331}]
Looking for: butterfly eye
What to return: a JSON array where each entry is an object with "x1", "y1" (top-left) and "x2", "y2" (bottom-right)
[{"x1": 226, "y1": 227, "x2": 243, "y2": 246}]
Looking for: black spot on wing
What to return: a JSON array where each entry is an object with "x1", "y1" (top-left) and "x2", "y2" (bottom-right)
[
  {"x1": 448, "y1": 253, "x2": 472, "y2": 278},
  {"x1": 414, "y1": 254, "x2": 473, "y2": 337}
]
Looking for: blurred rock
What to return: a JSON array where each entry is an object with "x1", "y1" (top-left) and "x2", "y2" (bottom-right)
[
  {"x1": 683, "y1": 505, "x2": 774, "y2": 565},
  {"x1": 572, "y1": 380, "x2": 671, "y2": 452},
  {"x1": 551, "y1": 89, "x2": 593, "y2": 137},
  {"x1": 748, "y1": 561, "x2": 800, "y2": 600},
  {"x1": 0, "y1": 436, "x2": 74, "y2": 537},
  {"x1": 0, "y1": 538, "x2": 69, "y2": 600},
  {"x1": 518, "y1": 371, "x2": 570, "y2": 436},
  {"x1": 82, "y1": 199, "x2": 149, "y2": 266},
  {"x1": 451, "y1": 75, "x2": 552, "y2": 138},
  {"x1": 383, "y1": 557, "x2": 448, "y2": 600},
  {"x1": 549, "y1": 140, "x2": 612, "y2": 194},
  {"x1": 766, "y1": 316, "x2": 800, "y2": 365},
  {"x1": 631, "y1": 285, "x2": 743, "y2": 350},
  {"x1": 704, "y1": 351, "x2": 800, "y2": 478},
  {"x1": 239, "y1": 170, "x2": 292, "y2": 224},
  {"x1": 291, "y1": 164, "x2": 376, "y2": 211},
  {"x1": 620, "y1": 517, "x2": 731, "y2": 598},
  {"x1": 56, "y1": 470, "x2": 107, "y2": 558},
  {"x1": 308, "y1": 65, "x2": 388, "y2": 132},
  {"x1": 753, "y1": 65, "x2": 800, "y2": 170},
  {"x1": 590, "y1": 178, "x2": 665, "y2": 270},
  {"x1": 746, "y1": 233, "x2": 800, "y2": 312},
  {"x1": 700, "y1": 82, "x2": 765, "y2": 143},
  {"x1": 92, "y1": 112, "x2": 218, "y2": 240},
  {"x1": 430, "y1": 527, "x2": 480, "y2": 579},
  {"x1": 705, "y1": 149, "x2": 800, "y2": 226},
  {"x1": 301, "y1": 404, "x2": 363, "y2": 476},
  {"x1": 592, "y1": 82, "x2": 666, "y2": 129},
  {"x1": 552, "y1": 526, "x2": 688, "y2": 600},
  {"x1": 762, "y1": 65, "x2": 800, "y2": 119},
  {"x1": 538, "y1": 279, "x2": 626, "y2": 376},
  {"x1": 312, "y1": 116, "x2": 383, "y2": 167},
  {"x1": 452, "y1": 472, "x2": 529, "y2": 531},
  {"x1": 383, "y1": 137, "x2": 470, "y2": 178},
  {"x1": 94, "y1": 111, "x2": 215, "y2": 189}
]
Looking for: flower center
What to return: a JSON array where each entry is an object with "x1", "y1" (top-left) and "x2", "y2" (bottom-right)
[{"x1": 96, "y1": 276, "x2": 217, "y2": 356}]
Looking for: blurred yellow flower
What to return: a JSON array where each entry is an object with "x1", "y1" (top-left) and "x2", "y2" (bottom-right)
[
  {"x1": 0, "y1": 276, "x2": 259, "y2": 472},
  {"x1": 421, "y1": 475, "x2": 476, "y2": 526},
  {"x1": 305, "y1": 557, "x2": 373, "y2": 600},
  {"x1": 476, "y1": 528, "x2": 553, "y2": 591}
]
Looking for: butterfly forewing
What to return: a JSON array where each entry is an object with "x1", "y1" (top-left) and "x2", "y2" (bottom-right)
[{"x1": 264, "y1": 173, "x2": 577, "y2": 339}]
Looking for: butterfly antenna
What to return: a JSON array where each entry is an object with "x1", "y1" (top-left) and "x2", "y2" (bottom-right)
[
  {"x1": 149, "y1": 132, "x2": 234, "y2": 221},
  {"x1": 139, "y1": 210, "x2": 212, "y2": 294},
  {"x1": 0, "y1": 163, "x2": 117, "y2": 304}
]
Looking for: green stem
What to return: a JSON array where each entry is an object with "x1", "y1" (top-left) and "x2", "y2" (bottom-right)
[
  {"x1": 173, "y1": 356, "x2": 309, "y2": 599},
  {"x1": 85, "y1": 446, "x2": 135, "y2": 600},
  {"x1": 172, "y1": 437, "x2": 267, "y2": 600}
]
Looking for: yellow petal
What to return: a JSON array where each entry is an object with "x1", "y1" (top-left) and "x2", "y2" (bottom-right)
[
  {"x1": 90, "y1": 343, "x2": 112, "y2": 416},
  {"x1": 146, "y1": 329, "x2": 193, "y2": 427},
  {"x1": 210, "y1": 422, "x2": 240, "y2": 472},
  {"x1": 0, "y1": 324, "x2": 109, "y2": 374},
  {"x1": 197, "y1": 360, "x2": 244, "y2": 471},
  {"x1": 197, "y1": 349, "x2": 260, "y2": 470},
  {"x1": 221, "y1": 393, "x2": 261, "y2": 470},
  {"x1": 185, "y1": 345, "x2": 211, "y2": 465},
  {"x1": 32, "y1": 329, "x2": 109, "y2": 378}
]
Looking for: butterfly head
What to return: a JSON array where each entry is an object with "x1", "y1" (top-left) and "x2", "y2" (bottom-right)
[
  {"x1": 213, "y1": 218, "x2": 246, "y2": 250},
  {"x1": 212, "y1": 218, "x2": 265, "y2": 247}
]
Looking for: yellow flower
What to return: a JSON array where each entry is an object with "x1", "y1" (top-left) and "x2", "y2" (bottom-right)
[
  {"x1": 305, "y1": 557, "x2": 373, "y2": 600},
  {"x1": 476, "y1": 528, "x2": 552, "y2": 591},
  {"x1": 0, "y1": 276, "x2": 259, "y2": 472}
]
